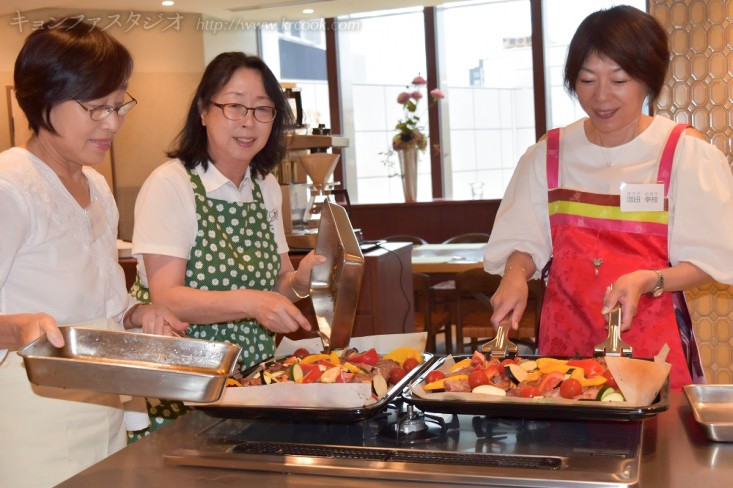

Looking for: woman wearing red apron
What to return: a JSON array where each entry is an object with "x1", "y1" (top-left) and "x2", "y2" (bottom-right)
[{"x1": 484, "y1": 6, "x2": 733, "y2": 390}]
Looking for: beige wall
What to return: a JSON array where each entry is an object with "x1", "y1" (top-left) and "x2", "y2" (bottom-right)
[{"x1": 0, "y1": 9, "x2": 238, "y2": 239}]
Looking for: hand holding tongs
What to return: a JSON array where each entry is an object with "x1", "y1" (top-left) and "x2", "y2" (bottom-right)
[
  {"x1": 481, "y1": 321, "x2": 518, "y2": 358},
  {"x1": 594, "y1": 304, "x2": 633, "y2": 357}
]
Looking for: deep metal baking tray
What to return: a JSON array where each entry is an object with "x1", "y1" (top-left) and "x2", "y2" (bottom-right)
[
  {"x1": 403, "y1": 355, "x2": 670, "y2": 421},
  {"x1": 197, "y1": 353, "x2": 435, "y2": 422},
  {"x1": 310, "y1": 201, "x2": 364, "y2": 352},
  {"x1": 17, "y1": 327, "x2": 242, "y2": 402},
  {"x1": 683, "y1": 384, "x2": 733, "y2": 441}
]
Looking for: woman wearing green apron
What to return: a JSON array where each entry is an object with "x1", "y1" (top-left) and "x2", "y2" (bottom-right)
[{"x1": 129, "y1": 52, "x2": 323, "y2": 439}]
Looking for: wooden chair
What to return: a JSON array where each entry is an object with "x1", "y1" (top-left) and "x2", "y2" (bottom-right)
[
  {"x1": 413, "y1": 273, "x2": 452, "y2": 354},
  {"x1": 442, "y1": 233, "x2": 490, "y2": 244},
  {"x1": 454, "y1": 268, "x2": 544, "y2": 354}
]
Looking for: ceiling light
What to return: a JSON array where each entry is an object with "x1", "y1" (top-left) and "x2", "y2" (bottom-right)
[
  {"x1": 303, "y1": 9, "x2": 314, "y2": 14},
  {"x1": 162, "y1": 1, "x2": 174, "y2": 6}
]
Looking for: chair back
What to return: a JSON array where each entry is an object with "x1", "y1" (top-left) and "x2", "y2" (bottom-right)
[
  {"x1": 442, "y1": 233, "x2": 489, "y2": 244},
  {"x1": 384, "y1": 235, "x2": 428, "y2": 245}
]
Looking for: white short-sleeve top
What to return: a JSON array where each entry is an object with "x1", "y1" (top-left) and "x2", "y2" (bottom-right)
[
  {"x1": 132, "y1": 159, "x2": 288, "y2": 287},
  {"x1": 484, "y1": 116, "x2": 733, "y2": 284},
  {"x1": 0, "y1": 148, "x2": 130, "y2": 360}
]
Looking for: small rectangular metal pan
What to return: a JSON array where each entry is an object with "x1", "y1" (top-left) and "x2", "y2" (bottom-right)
[
  {"x1": 196, "y1": 353, "x2": 435, "y2": 422},
  {"x1": 683, "y1": 384, "x2": 733, "y2": 441},
  {"x1": 17, "y1": 327, "x2": 242, "y2": 403},
  {"x1": 403, "y1": 355, "x2": 669, "y2": 422}
]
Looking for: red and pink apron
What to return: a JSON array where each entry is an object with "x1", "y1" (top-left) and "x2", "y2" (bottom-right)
[{"x1": 539, "y1": 124, "x2": 694, "y2": 390}]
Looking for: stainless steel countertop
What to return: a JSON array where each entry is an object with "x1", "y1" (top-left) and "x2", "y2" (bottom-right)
[{"x1": 57, "y1": 392, "x2": 732, "y2": 487}]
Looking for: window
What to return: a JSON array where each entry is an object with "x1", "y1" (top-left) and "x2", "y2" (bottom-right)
[
  {"x1": 337, "y1": 8, "x2": 428, "y2": 203},
  {"x1": 260, "y1": 19, "x2": 330, "y2": 130},
  {"x1": 324, "y1": 1, "x2": 652, "y2": 203},
  {"x1": 437, "y1": 0, "x2": 534, "y2": 200}
]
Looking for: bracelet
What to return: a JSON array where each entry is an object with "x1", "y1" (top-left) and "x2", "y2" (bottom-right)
[
  {"x1": 290, "y1": 274, "x2": 310, "y2": 300},
  {"x1": 123, "y1": 302, "x2": 145, "y2": 329},
  {"x1": 505, "y1": 265, "x2": 527, "y2": 276}
]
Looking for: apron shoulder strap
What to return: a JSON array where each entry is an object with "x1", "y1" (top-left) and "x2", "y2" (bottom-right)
[
  {"x1": 657, "y1": 123, "x2": 689, "y2": 197},
  {"x1": 546, "y1": 128, "x2": 561, "y2": 189}
]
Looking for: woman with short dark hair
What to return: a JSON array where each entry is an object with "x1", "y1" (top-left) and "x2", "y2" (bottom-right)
[
  {"x1": 0, "y1": 19, "x2": 186, "y2": 486},
  {"x1": 129, "y1": 52, "x2": 323, "y2": 438},
  {"x1": 484, "y1": 5, "x2": 733, "y2": 390}
]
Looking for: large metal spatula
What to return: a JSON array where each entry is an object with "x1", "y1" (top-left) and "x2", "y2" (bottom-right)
[
  {"x1": 594, "y1": 306, "x2": 633, "y2": 357},
  {"x1": 481, "y1": 321, "x2": 518, "y2": 358}
]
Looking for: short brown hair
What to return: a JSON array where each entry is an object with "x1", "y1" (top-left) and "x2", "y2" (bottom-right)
[
  {"x1": 564, "y1": 6, "x2": 669, "y2": 102},
  {"x1": 14, "y1": 18, "x2": 133, "y2": 135}
]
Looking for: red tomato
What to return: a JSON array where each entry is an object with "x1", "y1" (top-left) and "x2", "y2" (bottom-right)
[
  {"x1": 349, "y1": 348, "x2": 380, "y2": 366},
  {"x1": 484, "y1": 364, "x2": 502, "y2": 380},
  {"x1": 317, "y1": 359, "x2": 337, "y2": 368},
  {"x1": 293, "y1": 348, "x2": 310, "y2": 359},
  {"x1": 501, "y1": 358, "x2": 517, "y2": 367},
  {"x1": 520, "y1": 386, "x2": 540, "y2": 398},
  {"x1": 468, "y1": 371, "x2": 490, "y2": 389},
  {"x1": 403, "y1": 357, "x2": 419, "y2": 373},
  {"x1": 602, "y1": 369, "x2": 618, "y2": 388},
  {"x1": 388, "y1": 367, "x2": 407, "y2": 385},
  {"x1": 567, "y1": 359, "x2": 604, "y2": 377},
  {"x1": 559, "y1": 378, "x2": 583, "y2": 399},
  {"x1": 425, "y1": 370, "x2": 446, "y2": 384}
]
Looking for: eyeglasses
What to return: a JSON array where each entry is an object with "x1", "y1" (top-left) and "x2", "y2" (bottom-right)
[
  {"x1": 209, "y1": 101, "x2": 277, "y2": 123},
  {"x1": 74, "y1": 92, "x2": 138, "y2": 121}
]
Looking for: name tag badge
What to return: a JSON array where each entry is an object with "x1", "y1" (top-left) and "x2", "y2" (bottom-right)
[{"x1": 619, "y1": 183, "x2": 665, "y2": 212}]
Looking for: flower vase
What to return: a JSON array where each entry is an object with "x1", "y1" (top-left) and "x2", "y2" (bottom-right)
[{"x1": 397, "y1": 147, "x2": 418, "y2": 203}]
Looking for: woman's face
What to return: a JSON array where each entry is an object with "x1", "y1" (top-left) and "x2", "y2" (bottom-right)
[
  {"x1": 45, "y1": 87, "x2": 128, "y2": 167},
  {"x1": 575, "y1": 52, "x2": 648, "y2": 141},
  {"x1": 201, "y1": 68, "x2": 274, "y2": 168}
]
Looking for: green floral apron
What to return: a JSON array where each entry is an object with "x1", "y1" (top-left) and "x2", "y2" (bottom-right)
[{"x1": 128, "y1": 168, "x2": 279, "y2": 442}]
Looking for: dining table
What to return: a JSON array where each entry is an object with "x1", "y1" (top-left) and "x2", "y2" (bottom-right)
[{"x1": 411, "y1": 243, "x2": 485, "y2": 274}]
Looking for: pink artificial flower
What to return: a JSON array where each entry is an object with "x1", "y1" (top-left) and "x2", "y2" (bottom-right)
[
  {"x1": 412, "y1": 75, "x2": 427, "y2": 85},
  {"x1": 410, "y1": 91, "x2": 423, "y2": 100},
  {"x1": 430, "y1": 88, "x2": 445, "y2": 99},
  {"x1": 396, "y1": 92, "x2": 410, "y2": 104}
]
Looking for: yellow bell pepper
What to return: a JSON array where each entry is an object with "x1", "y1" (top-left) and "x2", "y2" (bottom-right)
[
  {"x1": 569, "y1": 366, "x2": 607, "y2": 387},
  {"x1": 329, "y1": 351, "x2": 341, "y2": 366},
  {"x1": 300, "y1": 354, "x2": 331, "y2": 365},
  {"x1": 342, "y1": 362, "x2": 363, "y2": 374},
  {"x1": 536, "y1": 357, "x2": 572, "y2": 374},
  {"x1": 383, "y1": 347, "x2": 422, "y2": 366},
  {"x1": 449, "y1": 358, "x2": 472, "y2": 373},
  {"x1": 423, "y1": 374, "x2": 469, "y2": 391}
]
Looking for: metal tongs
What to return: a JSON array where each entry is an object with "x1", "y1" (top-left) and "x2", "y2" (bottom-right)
[
  {"x1": 594, "y1": 306, "x2": 633, "y2": 357},
  {"x1": 481, "y1": 321, "x2": 518, "y2": 358}
]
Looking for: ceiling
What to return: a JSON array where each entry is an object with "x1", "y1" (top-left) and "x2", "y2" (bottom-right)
[{"x1": 7, "y1": 0, "x2": 461, "y2": 22}]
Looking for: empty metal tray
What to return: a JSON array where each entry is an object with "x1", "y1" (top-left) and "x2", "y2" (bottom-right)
[
  {"x1": 18, "y1": 327, "x2": 241, "y2": 402},
  {"x1": 683, "y1": 384, "x2": 733, "y2": 442}
]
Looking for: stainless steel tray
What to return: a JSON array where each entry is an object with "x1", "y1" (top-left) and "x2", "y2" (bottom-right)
[
  {"x1": 17, "y1": 327, "x2": 241, "y2": 402},
  {"x1": 403, "y1": 355, "x2": 670, "y2": 421},
  {"x1": 197, "y1": 353, "x2": 436, "y2": 422},
  {"x1": 683, "y1": 384, "x2": 733, "y2": 442}
]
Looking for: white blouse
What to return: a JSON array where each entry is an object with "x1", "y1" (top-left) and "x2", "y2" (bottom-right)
[
  {"x1": 132, "y1": 159, "x2": 288, "y2": 287},
  {"x1": 484, "y1": 116, "x2": 733, "y2": 284},
  {"x1": 0, "y1": 148, "x2": 132, "y2": 361}
]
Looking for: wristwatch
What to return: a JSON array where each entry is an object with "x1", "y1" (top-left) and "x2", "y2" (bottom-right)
[{"x1": 646, "y1": 270, "x2": 665, "y2": 298}]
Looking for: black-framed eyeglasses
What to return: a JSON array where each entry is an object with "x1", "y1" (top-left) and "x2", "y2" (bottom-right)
[
  {"x1": 209, "y1": 101, "x2": 277, "y2": 123},
  {"x1": 74, "y1": 92, "x2": 138, "y2": 121}
]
